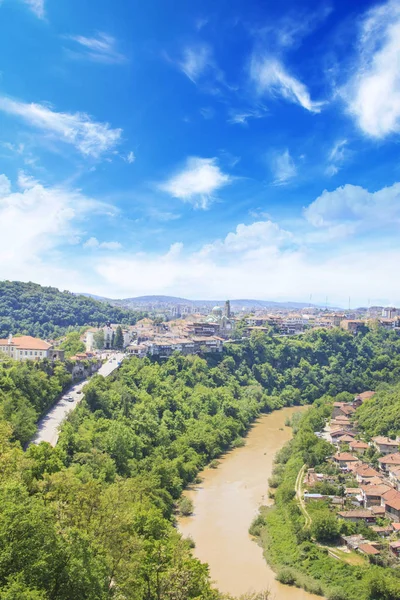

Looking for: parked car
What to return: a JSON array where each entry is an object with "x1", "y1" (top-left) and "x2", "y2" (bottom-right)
[{"x1": 65, "y1": 395, "x2": 74, "y2": 402}]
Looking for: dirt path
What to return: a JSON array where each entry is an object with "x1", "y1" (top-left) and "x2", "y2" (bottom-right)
[{"x1": 295, "y1": 464, "x2": 312, "y2": 529}]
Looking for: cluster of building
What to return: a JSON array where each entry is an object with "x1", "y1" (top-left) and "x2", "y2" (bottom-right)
[
  {"x1": 303, "y1": 392, "x2": 400, "y2": 560},
  {"x1": 82, "y1": 302, "x2": 234, "y2": 359}
]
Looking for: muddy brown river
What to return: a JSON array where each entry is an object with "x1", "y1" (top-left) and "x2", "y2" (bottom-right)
[{"x1": 178, "y1": 406, "x2": 322, "y2": 600}]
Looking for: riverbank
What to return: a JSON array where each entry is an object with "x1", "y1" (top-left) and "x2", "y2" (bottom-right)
[
  {"x1": 250, "y1": 398, "x2": 400, "y2": 600},
  {"x1": 178, "y1": 406, "x2": 322, "y2": 600}
]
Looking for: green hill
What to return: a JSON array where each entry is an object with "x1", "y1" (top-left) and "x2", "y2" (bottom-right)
[{"x1": 0, "y1": 280, "x2": 146, "y2": 339}]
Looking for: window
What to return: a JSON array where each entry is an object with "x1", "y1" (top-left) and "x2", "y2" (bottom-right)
[
  {"x1": 35, "y1": 352, "x2": 37, "y2": 356},
  {"x1": 25, "y1": 351, "x2": 27, "y2": 355}
]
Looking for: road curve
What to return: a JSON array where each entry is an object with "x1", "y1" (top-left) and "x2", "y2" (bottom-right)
[{"x1": 30, "y1": 352, "x2": 125, "y2": 447}]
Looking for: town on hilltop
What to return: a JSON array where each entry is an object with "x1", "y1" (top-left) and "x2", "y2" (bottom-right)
[{"x1": 2, "y1": 301, "x2": 400, "y2": 364}]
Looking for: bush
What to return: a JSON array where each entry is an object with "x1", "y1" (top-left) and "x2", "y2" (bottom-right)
[
  {"x1": 276, "y1": 567, "x2": 298, "y2": 586},
  {"x1": 209, "y1": 459, "x2": 220, "y2": 469},
  {"x1": 249, "y1": 514, "x2": 267, "y2": 537},
  {"x1": 177, "y1": 496, "x2": 194, "y2": 516},
  {"x1": 231, "y1": 437, "x2": 246, "y2": 448}
]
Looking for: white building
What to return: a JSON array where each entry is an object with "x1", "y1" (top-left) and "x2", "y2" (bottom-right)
[{"x1": 0, "y1": 335, "x2": 59, "y2": 361}]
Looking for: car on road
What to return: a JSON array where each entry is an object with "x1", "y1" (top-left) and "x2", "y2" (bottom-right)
[{"x1": 65, "y1": 395, "x2": 74, "y2": 402}]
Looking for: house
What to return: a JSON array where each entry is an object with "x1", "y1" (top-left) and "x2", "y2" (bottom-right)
[
  {"x1": 372, "y1": 436, "x2": 399, "y2": 455},
  {"x1": 379, "y1": 453, "x2": 400, "y2": 472},
  {"x1": 361, "y1": 484, "x2": 392, "y2": 507},
  {"x1": 358, "y1": 543, "x2": 380, "y2": 556},
  {"x1": 353, "y1": 391, "x2": 375, "y2": 408},
  {"x1": 354, "y1": 464, "x2": 381, "y2": 484},
  {"x1": 0, "y1": 335, "x2": 63, "y2": 362},
  {"x1": 371, "y1": 525, "x2": 393, "y2": 537},
  {"x1": 330, "y1": 429, "x2": 355, "y2": 442},
  {"x1": 371, "y1": 505, "x2": 386, "y2": 517},
  {"x1": 186, "y1": 322, "x2": 220, "y2": 336},
  {"x1": 340, "y1": 319, "x2": 366, "y2": 334},
  {"x1": 125, "y1": 344, "x2": 148, "y2": 358},
  {"x1": 382, "y1": 489, "x2": 400, "y2": 522},
  {"x1": 338, "y1": 509, "x2": 376, "y2": 523},
  {"x1": 332, "y1": 402, "x2": 356, "y2": 418},
  {"x1": 388, "y1": 466, "x2": 400, "y2": 490},
  {"x1": 336, "y1": 434, "x2": 357, "y2": 446},
  {"x1": 341, "y1": 534, "x2": 365, "y2": 550},
  {"x1": 349, "y1": 440, "x2": 369, "y2": 454},
  {"x1": 331, "y1": 416, "x2": 354, "y2": 431},
  {"x1": 392, "y1": 522, "x2": 400, "y2": 534},
  {"x1": 389, "y1": 541, "x2": 400, "y2": 557},
  {"x1": 333, "y1": 452, "x2": 359, "y2": 468}
]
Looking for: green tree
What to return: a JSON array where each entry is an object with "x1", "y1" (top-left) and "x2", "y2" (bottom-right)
[
  {"x1": 93, "y1": 329, "x2": 105, "y2": 350},
  {"x1": 311, "y1": 511, "x2": 339, "y2": 543},
  {"x1": 114, "y1": 325, "x2": 124, "y2": 349}
]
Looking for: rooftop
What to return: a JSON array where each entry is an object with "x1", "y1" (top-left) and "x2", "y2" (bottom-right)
[{"x1": 0, "y1": 335, "x2": 52, "y2": 350}]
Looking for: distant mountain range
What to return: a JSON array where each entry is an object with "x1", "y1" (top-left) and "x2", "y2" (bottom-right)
[{"x1": 80, "y1": 293, "x2": 327, "y2": 311}]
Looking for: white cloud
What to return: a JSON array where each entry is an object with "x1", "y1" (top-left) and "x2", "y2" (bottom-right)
[
  {"x1": 177, "y1": 44, "x2": 214, "y2": 83},
  {"x1": 200, "y1": 220, "x2": 292, "y2": 257},
  {"x1": 22, "y1": 0, "x2": 45, "y2": 19},
  {"x1": 304, "y1": 181, "x2": 400, "y2": 229},
  {"x1": 344, "y1": 0, "x2": 400, "y2": 137},
  {"x1": 0, "y1": 173, "x2": 114, "y2": 285},
  {"x1": 125, "y1": 151, "x2": 135, "y2": 164},
  {"x1": 159, "y1": 157, "x2": 232, "y2": 209},
  {"x1": 93, "y1": 221, "x2": 400, "y2": 306},
  {"x1": 83, "y1": 237, "x2": 122, "y2": 250},
  {"x1": 17, "y1": 170, "x2": 39, "y2": 189},
  {"x1": 200, "y1": 107, "x2": 215, "y2": 120},
  {"x1": 250, "y1": 56, "x2": 323, "y2": 113},
  {"x1": 271, "y1": 149, "x2": 297, "y2": 185},
  {"x1": 66, "y1": 32, "x2": 126, "y2": 64},
  {"x1": 0, "y1": 96, "x2": 122, "y2": 158},
  {"x1": 0, "y1": 174, "x2": 11, "y2": 197},
  {"x1": 325, "y1": 139, "x2": 348, "y2": 176},
  {"x1": 228, "y1": 107, "x2": 265, "y2": 125}
]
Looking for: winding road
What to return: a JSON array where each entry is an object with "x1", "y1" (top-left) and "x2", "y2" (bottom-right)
[{"x1": 30, "y1": 352, "x2": 125, "y2": 447}]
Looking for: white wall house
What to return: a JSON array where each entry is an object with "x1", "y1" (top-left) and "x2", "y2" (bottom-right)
[{"x1": 0, "y1": 335, "x2": 54, "y2": 361}]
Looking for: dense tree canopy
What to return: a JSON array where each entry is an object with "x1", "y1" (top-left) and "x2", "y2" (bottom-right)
[
  {"x1": 0, "y1": 281, "x2": 146, "y2": 338},
  {"x1": 0, "y1": 325, "x2": 400, "y2": 598}
]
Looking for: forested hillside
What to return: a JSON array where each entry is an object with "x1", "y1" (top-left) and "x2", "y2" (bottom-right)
[
  {"x1": 0, "y1": 281, "x2": 146, "y2": 338},
  {"x1": 1, "y1": 327, "x2": 400, "y2": 598},
  {"x1": 356, "y1": 382, "x2": 400, "y2": 437}
]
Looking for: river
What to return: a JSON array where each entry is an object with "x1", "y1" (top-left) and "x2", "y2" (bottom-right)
[{"x1": 178, "y1": 406, "x2": 321, "y2": 600}]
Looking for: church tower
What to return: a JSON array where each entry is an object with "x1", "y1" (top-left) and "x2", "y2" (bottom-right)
[{"x1": 224, "y1": 300, "x2": 231, "y2": 318}]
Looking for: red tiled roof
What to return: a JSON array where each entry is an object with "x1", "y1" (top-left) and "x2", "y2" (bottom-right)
[
  {"x1": 0, "y1": 335, "x2": 52, "y2": 350},
  {"x1": 350, "y1": 440, "x2": 369, "y2": 449},
  {"x1": 384, "y1": 490, "x2": 400, "y2": 511},
  {"x1": 371, "y1": 505, "x2": 385, "y2": 515},
  {"x1": 334, "y1": 452, "x2": 358, "y2": 462},
  {"x1": 358, "y1": 543, "x2": 380, "y2": 555},
  {"x1": 379, "y1": 453, "x2": 400, "y2": 466},
  {"x1": 373, "y1": 436, "x2": 399, "y2": 446},
  {"x1": 361, "y1": 484, "x2": 391, "y2": 496},
  {"x1": 356, "y1": 391, "x2": 376, "y2": 400}
]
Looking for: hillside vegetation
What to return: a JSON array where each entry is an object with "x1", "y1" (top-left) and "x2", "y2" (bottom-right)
[
  {"x1": 356, "y1": 382, "x2": 400, "y2": 437},
  {"x1": 1, "y1": 326, "x2": 400, "y2": 597},
  {"x1": 0, "y1": 280, "x2": 146, "y2": 339}
]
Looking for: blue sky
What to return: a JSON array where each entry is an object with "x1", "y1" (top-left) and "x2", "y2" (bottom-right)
[{"x1": 1, "y1": 0, "x2": 400, "y2": 305}]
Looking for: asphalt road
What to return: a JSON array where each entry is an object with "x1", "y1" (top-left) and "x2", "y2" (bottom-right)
[{"x1": 30, "y1": 352, "x2": 125, "y2": 447}]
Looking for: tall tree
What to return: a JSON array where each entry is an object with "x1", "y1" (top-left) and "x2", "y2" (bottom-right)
[
  {"x1": 114, "y1": 326, "x2": 124, "y2": 349},
  {"x1": 93, "y1": 330, "x2": 105, "y2": 350}
]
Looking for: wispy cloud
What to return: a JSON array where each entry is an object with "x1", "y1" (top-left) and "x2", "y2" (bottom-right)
[
  {"x1": 260, "y1": 3, "x2": 333, "y2": 50},
  {"x1": 178, "y1": 44, "x2": 213, "y2": 83},
  {"x1": 228, "y1": 107, "x2": 265, "y2": 125},
  {"x1": 0, "y1": 96, "x2": 122, "y2": 158},
  {"x1": 343, "y1": 0, "x2": 400, "y2": 138},
  {"x1": 65, "y1": 32, "x2": 127, "y2": 64},
  {"x1": 124, "y1": 151, "x2": 135, "y2": 164},
  {"x1": 271, "y1": 149, "x2": 297, "y2": 185},
  {"x1": 325, "y1": 139, "x2": 348, "y2": 176},
  {"x1": 251, "y1": 56, "x2": 323, "y2": 113},
  {"x1": 200, "y1": 107, "x2": 215, "y2": 120},
  {"x1": 84, "y1": 237, "x2": 122, "y2": 250},
  {"x1": 22, "y1": 0, "x2": 45, "y2": 19},
  {"x1": 159, "y1": 156, "x2": 232, "y2": 209}
]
